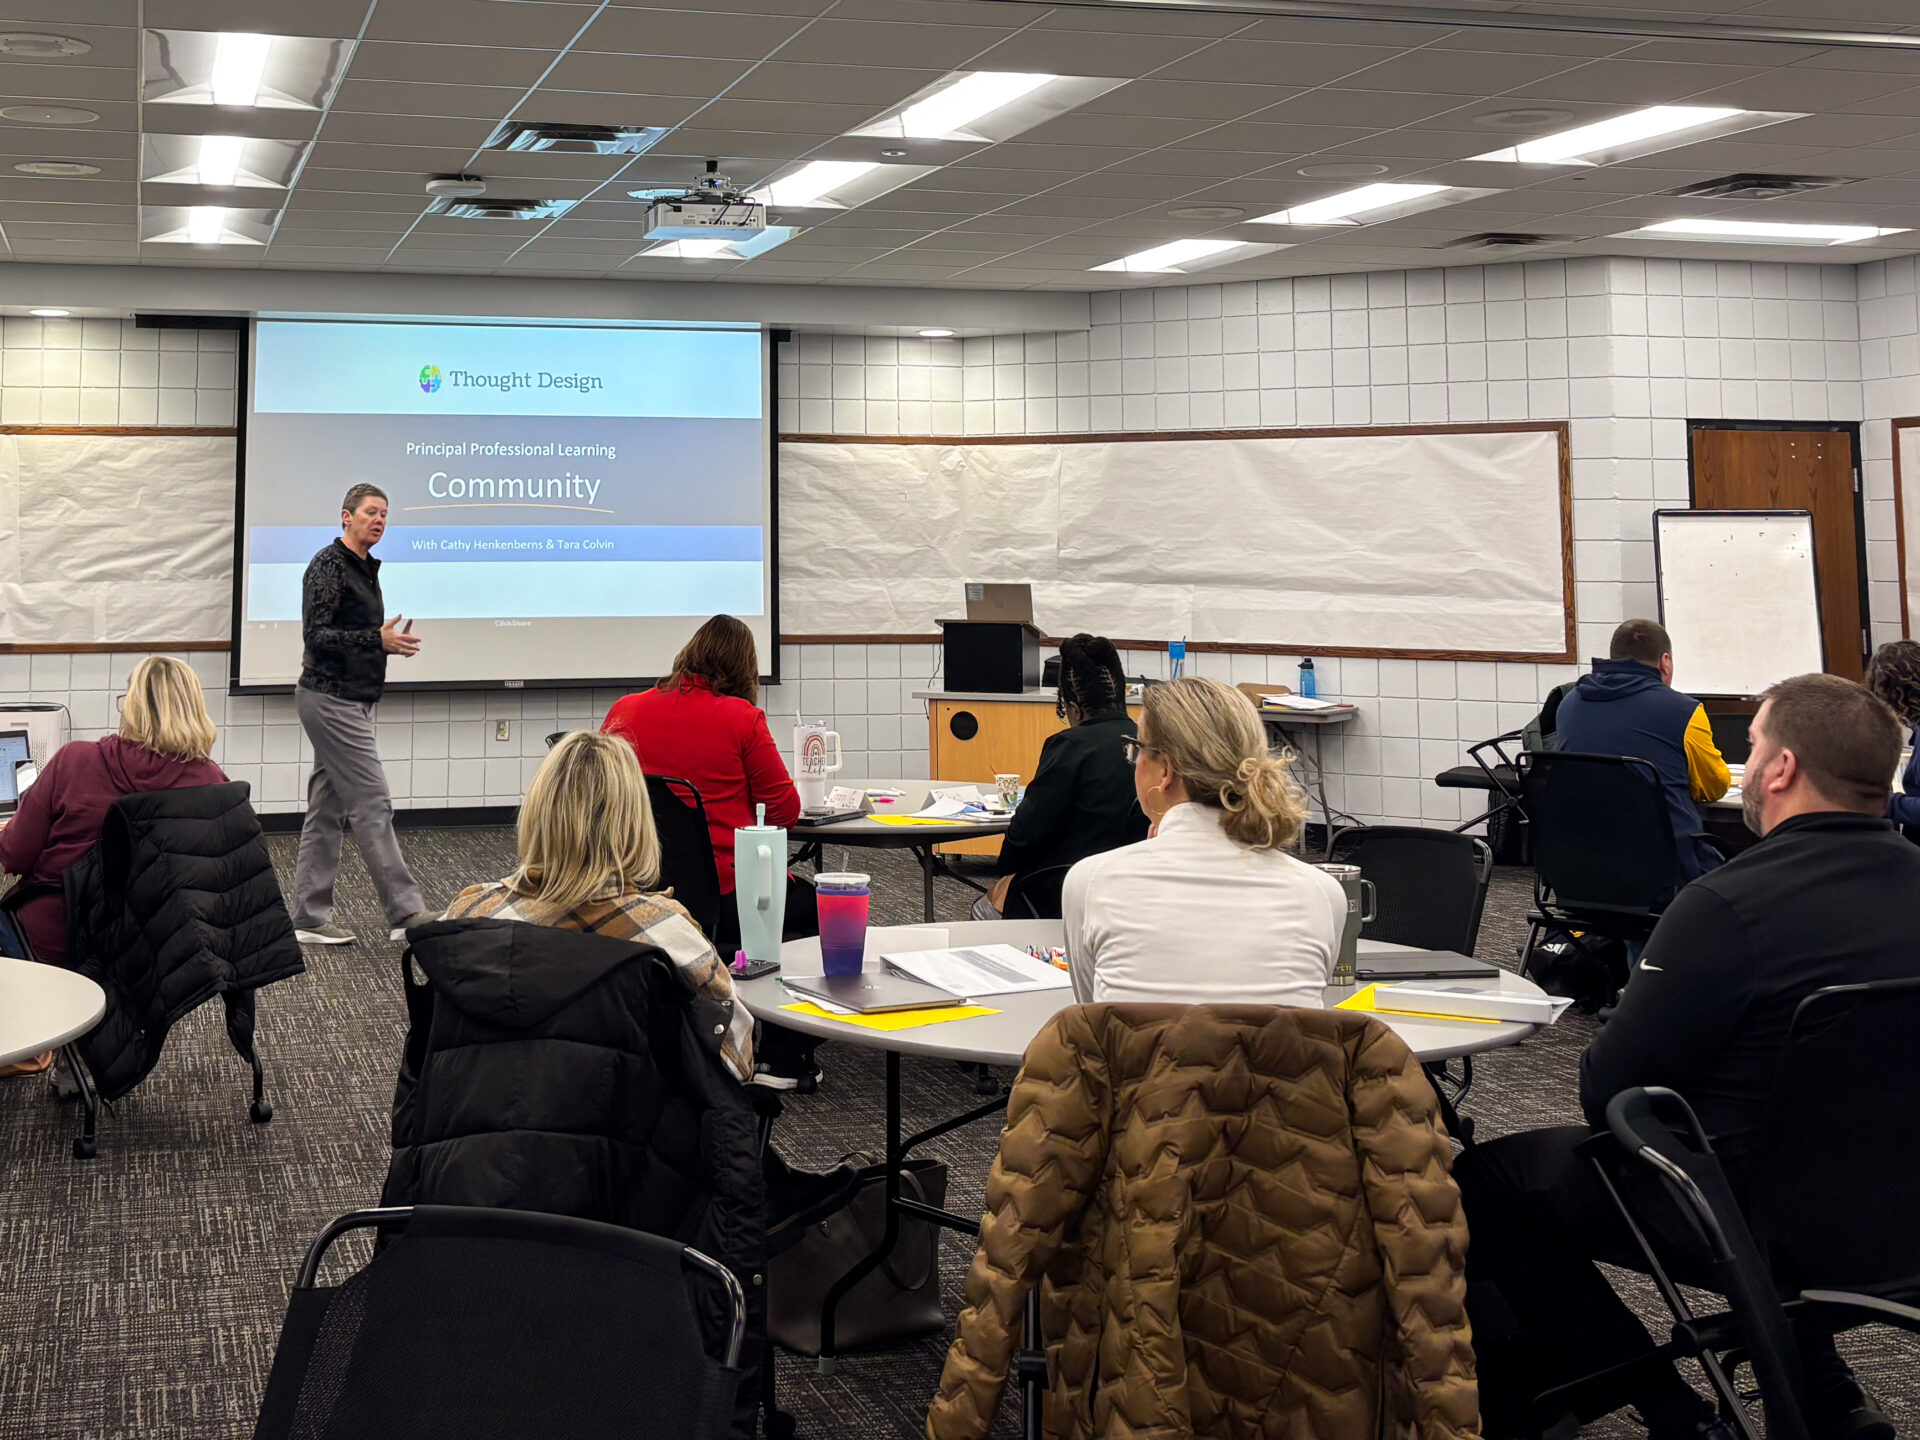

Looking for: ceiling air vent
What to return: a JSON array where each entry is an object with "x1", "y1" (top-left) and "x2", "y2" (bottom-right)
[
  {"x1": 485, "y1": 121, "x2": 668, "y2": 156},
  {"x1": 1439, "y1": 232, "x2": 1569, "y2": 250},
  {"x1": 1665, "y1": 173, "x2": 1854, "y2": 200},
  {"x1": 427, "y1": 197, "x2": 575, "y2": 221}
]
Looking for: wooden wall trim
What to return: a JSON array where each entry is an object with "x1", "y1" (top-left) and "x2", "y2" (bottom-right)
[
  {"x1": 0, "y1": 425, "x2": 237, "y2": 436},
  {"x1": 781, "y1": 420, "x2": 1567, "y2": 447},
  {"x1": 1893, "y1": 417, "x2": 1918, "y2": 641},
  {"x1": 0, "y1": 641, "x2": 228, "y2": 653}
]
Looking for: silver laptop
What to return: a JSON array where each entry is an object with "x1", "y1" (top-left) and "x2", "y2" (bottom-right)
[
  {"x1": 962, "y1": 582, "x2": 1034, "y2": 625},
  {"x1": 783, "y1": 971, "x2": 961, "y2": 1014}
]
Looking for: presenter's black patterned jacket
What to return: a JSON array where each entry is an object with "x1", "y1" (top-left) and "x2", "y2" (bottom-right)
[{"x1": 299, "y1": 537, "x2": 387, "y2": 703}]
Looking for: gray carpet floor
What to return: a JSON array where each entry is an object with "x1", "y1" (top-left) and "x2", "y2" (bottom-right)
[{"x1": 0, "y1": 829, "x2": 1912, "y2": 1438}]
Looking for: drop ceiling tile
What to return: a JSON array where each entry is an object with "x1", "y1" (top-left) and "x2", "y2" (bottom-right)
[
  {"x1": 316, "y1": 114, "x2": 501, "y2": 149},
  {"x1": 1841, "y1": 88, "x2": 1920, "y2": 119},
  {"x1": 962, "y1": 142, "x2": 1150, "y2": 173},
  {"x1": 1188, "y1": 121, "x2": 1377, "y2": 157},
  {"x1": 331, "y1": 79, "x2": 526, "y2": 120},
  {"x1": 1151, "y1": 42, "x2": 1399, "y2": 88},
  {"x1": 367, "y1": 2, "x2": 601, "y2": 50},
  {"x1": 1101, "y1": 148, "x2": 1285, "y2": 179},
  {"x1": 654, "y1": 127, "x2": 830, "y2": 160},
  {"x1": 760, "y1": 18, "x2": 1009, "y2": 69},
  {"x1": 391, "y1": 227, "x2": 546, "y2": 251},
  {"x1": 964, "y1": 29, "x2": 1213, "y2": 79},
  {"x1": 0, "y1": 62, "x2": 135, "y2": 106},
  {"x1": 347, "y1": 43, "x2": 566, "y2": 90},
  {"x1": 0, "y1": 129, "x2": 134, "y2": 161},
  {"x1": 538, "y1": 51, "x2": 753, "y2": 95},
  {"x1": 6, "y1": 220, "x2": 134, "y2": 239},
  {"x1": 1078, "y1": 80, "x2": 1297, "y2": 122},
  {"x1": 1243, "y1": 89, "x2": 1481, "y2": 131},
  {"x1": 142, "y1": 0, "x2": 371, "y2": 37},
  {"x1": 1016, "y1": 112, "x2": 1219, "y2": 149},
  {"x1": 267, "y1": 245, "x2": 402, "y2": 264},
  {"x1": 1426, "y1": 27, "x2": 1629, "y2": 58},
  {"x1": 724, "y1": 62, "x2": 949, "y2": 107},
  {"x1": 1347, "y1": 50, "x2": 1591, "y2": 98},
  {"x1": 308, "y1": 142, "x2": 485, "y2": 175},
  {"x1": 1760, "y1": 114, "x2": 1920, "y2": 148},
  {"x1": 578, "y1": 8, "x2": 813, "y2": 58},
  {"x1": 0, "y1": 103, "x2": 138, "y2": 135},
  {"x1": 140, "y1": 105, "x2": 319, "y2": 142},
  {"x1": 684, "y1": 98, "x2": 884, "y2": 133},
  {"x1": 282, "y1": 189, "x2": 428, "y2": 213},
  {"x1": 1511, "y1": 59, "x2": 1770, "y2": 106},
  {"x1": 1692, "y1": 69, "x2": 1920, "y2": 112},
  {"x1": 0, "y1": 0, "x2": 138, "y2": 24},
  {"x1": 0, "y1": 199, "x2": 136, "y2": 222},
  {"x1": 497, "y1": 252, "x2": 623, "y2": 270}
]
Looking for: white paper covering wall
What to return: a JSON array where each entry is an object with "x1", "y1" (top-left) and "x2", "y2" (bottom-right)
[
  {"x1": 781, "y1": 428, "x2": 1570, "y2": 655},
  {"x1": 0, "y1": 433, "x2": 234, "y2": 643},
  {"x1": 1656, "y1": 510, "x2": 1824, "y2": 697},
  {"x1": 1900, "y1": 423, "x2": 1920, "y2": 638}
]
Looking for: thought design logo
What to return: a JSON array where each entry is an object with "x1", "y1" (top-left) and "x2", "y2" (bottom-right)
[{"x1": 418, "y1": 364, "x2": 442, "y2": 394}]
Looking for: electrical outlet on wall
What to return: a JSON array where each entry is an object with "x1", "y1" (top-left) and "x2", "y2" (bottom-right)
[{"x1": 495, "y1": 721, "x2": 510, "y2": 741}]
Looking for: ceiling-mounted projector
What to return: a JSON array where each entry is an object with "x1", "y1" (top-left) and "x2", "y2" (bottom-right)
[{"x1": 633, "y1": 160, "x2": 766, "y2": 241}]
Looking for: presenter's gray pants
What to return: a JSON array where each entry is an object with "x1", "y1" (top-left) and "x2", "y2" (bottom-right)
[{"x1": 291, "y1": 685, "x2": 424, "y2": 929}]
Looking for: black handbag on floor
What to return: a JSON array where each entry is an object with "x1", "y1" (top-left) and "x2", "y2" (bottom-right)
[{"x1": 767, "y1": 1156, "x2": 948, "y2": 1354}]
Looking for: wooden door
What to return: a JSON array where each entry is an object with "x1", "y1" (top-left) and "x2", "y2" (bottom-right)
[{"x1": 1689, "y1": 426, "x2": 1868, "y2": 680}]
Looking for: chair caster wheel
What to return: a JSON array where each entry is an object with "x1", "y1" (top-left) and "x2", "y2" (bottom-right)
[
  {"x1": 72, "y1": 1137, "x2": 96, "y2": 1160},
  {"x1": 250, "y1": 1100, "x2": 273, "y2": 1124}
]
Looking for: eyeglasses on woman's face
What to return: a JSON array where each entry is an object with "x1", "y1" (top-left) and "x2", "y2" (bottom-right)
[{"x1": 1121, "y1": 737, "x2": 1154, "y2": 765}]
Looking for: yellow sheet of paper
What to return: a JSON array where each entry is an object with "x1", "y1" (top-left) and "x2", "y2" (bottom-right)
[
  {"x1": 868, "y1": 814, "x2": 975, "y2": 827},
  {"x1": 779, "y1": 1001, "x2": 1000, "y2": 1031},
  {"x1": 1335, "y1": 983, "x2": 1501, "y2": 1025}
]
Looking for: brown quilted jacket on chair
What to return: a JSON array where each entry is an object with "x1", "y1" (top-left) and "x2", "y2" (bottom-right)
[{"x1": 926, "y1": 1004, "x2": 1480, "y2": 1440}]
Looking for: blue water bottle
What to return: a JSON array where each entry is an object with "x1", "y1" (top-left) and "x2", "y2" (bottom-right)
[
  {"x1": 1169, "y1": 637, "x2": 1186, "y2": 681},
  {"x1": 1298, "y1": 658, "x2": 1317, "y2": 699}
]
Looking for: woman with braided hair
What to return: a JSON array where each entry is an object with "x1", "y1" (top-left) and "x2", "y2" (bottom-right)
[
  {"x1": 976, "y1": 633, "x2": 1145, "y2": 918},
  {"x1": 1864, "y1": 639, "x2": 1920, "y2": 832}
]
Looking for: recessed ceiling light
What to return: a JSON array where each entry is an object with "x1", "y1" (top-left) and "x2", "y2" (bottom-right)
[
  {"x1": 747, "y1": 159, "x2": 933, "y2": 211},
  {"x1": 29, "y1": 308, "x2": 69, "y2": 317},
  {"x1": 1167, "y1": 205, "x2": 1243, "y2": 220},
  {"x1": 1616, "y1": 218, "x2": 1910, "y2": 246},
  {"x1": 0, "y1": 32, "x2": 90, "y2": 57},
  {"x1": 880, "y1": 148, "x2": 907, "y2": 158},
  {"x1": 1472, "y1": 108, "x2": 1575, "y2": 132},
  {"x1": 0, "y1": 104, "x2": 98, "y2": 125},
  {"x1": 186, "y1": 205, "x2": 228, "y2": 243},
  {"x1": 918, "y1": 328, "x2": 955, "y2": 338},
  {"x1": 210, "y1": 32, "x2": 272, "y2": 107},
  {"x1": 1253, "y1": 183, "x2": 1453, "y2": 227},
  {"x1": 850, "y1": 70, "x2": 1127, "y2": 145},
  {"x1": 635, "y1": 227, "x2": 798, "y2": 261},
  {"x1": 1296, "y1": 162, "x2": 1390, "y2": 180},
  {"x1": 195, "y1": 135, "x2": 245, "y2": 187},
  {"x1": 1092, "y1": 238, "x2": 1284, "y2": 275},
  {"x1": 14, "y1": 160, "x2": 99, "y2": 176},
  {"x1": 1470, "y1": 105, "x2": 1803, "y2": 166}
]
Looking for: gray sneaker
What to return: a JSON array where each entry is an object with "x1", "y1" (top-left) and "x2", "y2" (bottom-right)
[
  {"x1": 390, "y1": 910, "x2": 443, "y2": 942},
  {"x1": 295, "y1": 923, "x2": 356, "y2": 946}
]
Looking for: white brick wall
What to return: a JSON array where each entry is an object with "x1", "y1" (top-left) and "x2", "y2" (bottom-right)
[{"x1": 0, "y1": 262, "x2": 1899, "y2": 824}]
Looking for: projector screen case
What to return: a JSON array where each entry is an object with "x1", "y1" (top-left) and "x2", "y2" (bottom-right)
[{"x1": 231, "y1": 319, "x2": 780, "y2": 694}]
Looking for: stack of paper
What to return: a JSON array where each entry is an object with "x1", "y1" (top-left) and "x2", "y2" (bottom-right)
[
  {"x1": 1370, "y1": 983, "x2": 1572, "y2": 1024},
  {"x1": 883, "y1": 944, "x2": 1073, "y2": 998},
  {"x1": 1260, "y1": 694, "x2": 1344, "y2": 712}
]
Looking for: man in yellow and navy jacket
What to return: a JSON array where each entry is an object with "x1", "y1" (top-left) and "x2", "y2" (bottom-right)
[{"x1": 1554, "y1": 617, "x2": 1731, "y2": 880}]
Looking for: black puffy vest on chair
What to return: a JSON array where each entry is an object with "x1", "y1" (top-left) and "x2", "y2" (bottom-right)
[
  {"x1": 62, "y1": 781, "x2": 304, "y2": 1104},
  {"x1": 382, "y1": 917, "x2": 767, "y2": 1439}
]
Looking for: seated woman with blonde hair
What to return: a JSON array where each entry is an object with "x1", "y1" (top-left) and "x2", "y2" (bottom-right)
[
  {"x1": 1062, "y1": 675, "x2": 1348, "y2": 1008},
  {"x1": 441, "y1": 729, "x2": 755, "y2": 1081}
]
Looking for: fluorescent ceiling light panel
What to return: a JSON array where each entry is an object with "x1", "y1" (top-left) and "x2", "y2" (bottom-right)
[
  {"x1": 747, "y1": 160, "x2": 934, "y2": 211},
  {"x1": 1091, "y1": 238, "x2": 1285, "y2": 274},
  {"x1": 1616, "y1": 218, "x2": 1910, "y2": 246},
  {"x1": 186, "y1": 205, "x2": 227, "y2": 243},
  {"x1": 1470, "y1": 106, "x2": 1804, "y2": 166},
  {"x1": 851, "y1": 71, "x2": 1129, "y2": 145},
  {"x1": 209, "y1": 32, "x2": 270, "y2": 106},
  {"x1": 637, "y1": 227, "x2": 799, "y2": 260},
  {"x1": 1253, "y1": 183, "x2": 1453, "y2": 227},
  {"x1": 195, "y1": 135, "x2": 244, "y2": 186},
  {"x1": 142, "y1": 204, "x2": 272, "y2": 245}
]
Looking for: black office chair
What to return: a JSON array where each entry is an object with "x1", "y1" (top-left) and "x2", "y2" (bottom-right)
[
  {"x1": 1328, "y1": 825, "x2": 1493, "y2": 955},
  {"x1": 1538, "y1": 980, "x2": 1920, "y2": 1440},
  {"x1": 545, "y1": 730, "x2": 570, "y2": 749},
  {"x1": 252, "y1": 1205, "x2": 746, "y2": 1440},
  {"x1": 1517, "y1": 750, "x2": 1680, "y2": 1004},
  {"x1": 1002, "y1": 863, "x2": 1071, "y2": 921},
  {"x1": 649, "y1": 775, "x2": 723, "y2": 940}
]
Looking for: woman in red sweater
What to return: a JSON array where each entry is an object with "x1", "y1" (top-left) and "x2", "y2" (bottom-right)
[
  {"x1": 602, "y1": 615, "x2": 816, "y2": 947},
  {"x1": 0, "y1": 656, "x2": 227, "y2": 1076}
]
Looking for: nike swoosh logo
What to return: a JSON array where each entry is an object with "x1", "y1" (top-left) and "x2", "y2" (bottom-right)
[{"x1": 1638, "y1": 962, "x2": 1663, "y2": 972}]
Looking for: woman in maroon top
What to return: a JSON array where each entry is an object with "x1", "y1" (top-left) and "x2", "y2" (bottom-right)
[
  {"x1": 0, "y1": 656, "x2": 227, "y2": 1075},
  {"x1": 602, "y1": 615, "x2": 816, "y2": 946}
]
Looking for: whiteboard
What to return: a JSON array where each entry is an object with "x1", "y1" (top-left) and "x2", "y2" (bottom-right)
[
  {"x1": 0, "y1": 431, "x2": 236, "y2": 645},
  {"x1": 1656, "y1": 510, "x2": 1823, "y2": 698},
  {"x1": 1897, "y1": 421, "x2": 1920, "y2": 637},
  {"x1": 780, "y1": 426, "x2": 1572, "y2": 657}
]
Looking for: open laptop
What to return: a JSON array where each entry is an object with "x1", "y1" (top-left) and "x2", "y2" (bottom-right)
[
  {"x1": 1355, "y1": 950, "x2": 1501, "y2": 982},
  {"x1": 783, "y1": 971, "x2": 962, "y2": 1014},
  {"x1": 963, "y1": 582, "x2": 1034, "y2": 625},
  {"x1": 0, "y1": 729, "x2": 32, "y2": 818}
]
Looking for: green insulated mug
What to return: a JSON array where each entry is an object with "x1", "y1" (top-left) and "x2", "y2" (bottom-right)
[{"x1": 1313, "y1": 863, "x2": 1376, "y2": 986}]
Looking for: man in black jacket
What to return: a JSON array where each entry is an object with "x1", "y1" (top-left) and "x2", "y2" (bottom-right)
[
  {"x1": 289, "y1": 483, "x2": 432, "y2": 946},
  {"x1": 1457, "y1": 674, "x2": 1914, "y2": 1440}
]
